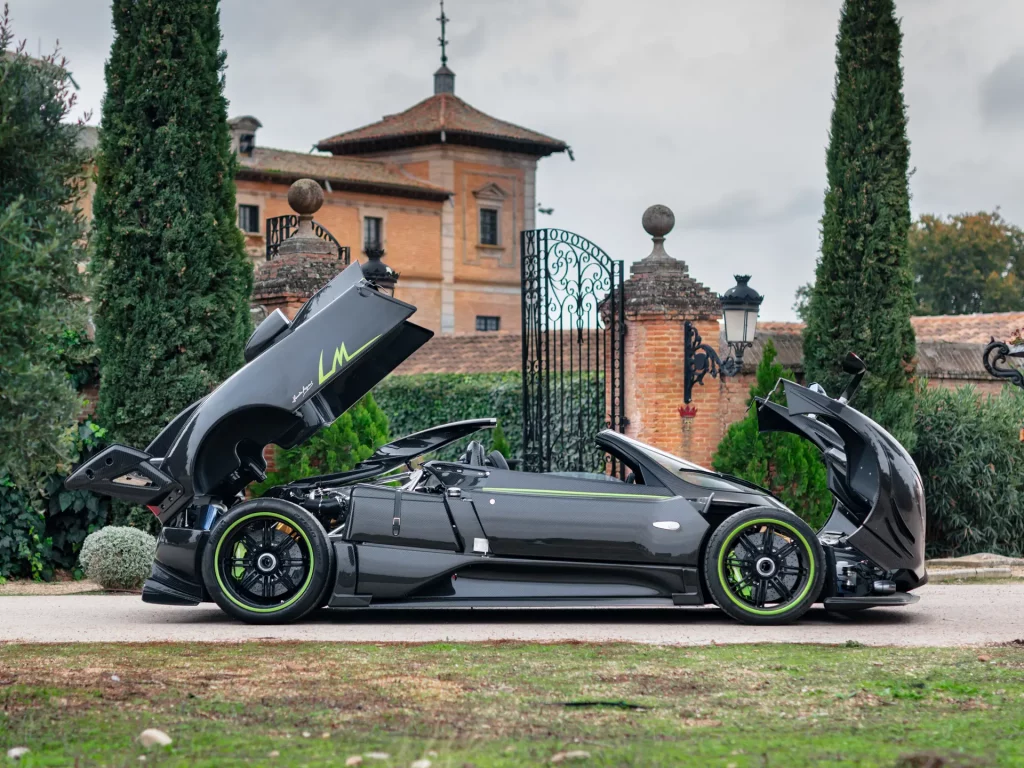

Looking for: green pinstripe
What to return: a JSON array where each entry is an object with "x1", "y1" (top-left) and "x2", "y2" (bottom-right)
[{"x1": 485, "y1": 487, "x2": 670, "y2": 500}]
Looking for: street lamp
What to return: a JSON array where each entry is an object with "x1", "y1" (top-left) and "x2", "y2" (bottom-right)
[
  {"x1": 720, "y1": 274, "x2": 763, "y2": 362},
  {"x1": 683, "y1": 274, "x2": 763, "y2": 404}
]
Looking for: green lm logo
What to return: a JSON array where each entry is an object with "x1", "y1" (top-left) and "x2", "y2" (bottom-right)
[{"x1": 317, "y1": 335, "x2": 380, "y2": 385}]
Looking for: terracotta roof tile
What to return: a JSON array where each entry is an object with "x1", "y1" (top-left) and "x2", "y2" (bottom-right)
[
  {"x1": 909, "y1": 311, "x2": 1024, "y2": 344},
  {"x1": 755, "y1": 321, "x2": 805, "y2": 334},
  {"x1": 395, "y1": 312, "x2": 1024, "y2": 381},
  {"x1": 236, "y1": 146, "x2": 451, "y2": 200},
  {"x1": 755, "y1": 312, "x2": 1024, "y2": 344},
  {"x1": 395, "y1": 330, "x2": 608, "y2": 376},
  {"x1": 395, "y1": 332, "x2": 524, "y2": 375},
  {"x1": 915, "y1": 341, "x2": 995, "y2": 380},
  {"x1": 316, "y1": 94, "x2": 568, "y2": 157}
]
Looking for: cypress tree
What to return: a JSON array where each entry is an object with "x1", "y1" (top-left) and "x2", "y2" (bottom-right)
[
  {"x1": 802, "y1": 0, "x2": 916, "y2": 445},
  {"x1": 93, "y1": 0, "x2": 252, "y2": 452}
]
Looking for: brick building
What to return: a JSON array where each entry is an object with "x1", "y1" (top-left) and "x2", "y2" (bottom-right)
[
  {"x1": 233, "y1": 57, "x2": 568, "y2": 336},
  {"x1": 73, "y1": 51, "x2": 567, "y2": 336}
]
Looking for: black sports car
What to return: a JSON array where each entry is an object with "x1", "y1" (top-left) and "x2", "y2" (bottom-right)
[{"x1": 67, "y1": 263, "x2": 927, "y2": 625}]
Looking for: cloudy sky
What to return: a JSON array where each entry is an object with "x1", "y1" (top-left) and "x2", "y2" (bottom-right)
[{"x1": 7, "y1": 0, "x2": 1024, "y2": 320}]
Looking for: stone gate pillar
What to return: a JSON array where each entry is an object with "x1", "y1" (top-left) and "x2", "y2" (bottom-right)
[
  {"x1": 622, "y1": 205, "x2": 721, "y2": 467},
  {"x1": 251, "y1": 179, "x2": 344, "y2": 322}
]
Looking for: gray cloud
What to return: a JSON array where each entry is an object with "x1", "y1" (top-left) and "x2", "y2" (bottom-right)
[
  {"x1": 6, "y1": 0, "x2": 1024, "y2": 321},
  {"x1": 678, "y1": 188, "x2": 821, "y2": 231},
  {"x1": 980, "y1": 51, "x2": 1024, "y2": 126}
]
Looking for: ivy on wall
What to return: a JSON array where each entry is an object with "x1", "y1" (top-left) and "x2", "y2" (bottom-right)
[{"x1": 0, "y1": 420, "x2": 110, "y2": 581}]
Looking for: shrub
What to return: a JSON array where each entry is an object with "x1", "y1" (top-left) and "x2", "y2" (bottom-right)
[
  {"x1": 0, "y1": 10, "x2": 90, "y2": 487},
  {"x1": 712, "y1": 340, "x2": 832, "y2": 529},
  {"x1": 253, "y1": 375, "x2": 529, "y2": 494},
  {"x1": 252, "y1": 394, "x2": 389, "y2": 494},
  {"x1": 51, "y1": 326, "x2": 101, "y2": 391},
  {"x1": 254, "y1": 369, "x2": 646, "y2": 487},
  {"x1": 0, "y1": 420, "x2": 110, "y2": 581},
  {"x1": 0, "y1": 478, "x2": 47, "y2": 581},
  {"x1": 913, "y1": 384, "x2": 1024, "y2": 558},
  {"x1": 44, "y1": 420, "x2": 111, "y2": 572},
  {"x1": 490, "y1": 419, "x2": 512, "y2": 459},
  {"x1": 79, "y1": 526, "x2": 156, "y2": 590}
]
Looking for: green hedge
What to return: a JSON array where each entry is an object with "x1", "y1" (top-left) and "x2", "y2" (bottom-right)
[
  {"x1": 374, "y1": 373, "x2": 524, "y2": 461},
  {"x1": 913, "y1": 383, "x2": 1024, "y2": 558}
]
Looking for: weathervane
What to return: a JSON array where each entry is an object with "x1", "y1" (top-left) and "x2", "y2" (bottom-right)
[{"x1": 437, "y1": 0, "x2": 449, "y2": 67}]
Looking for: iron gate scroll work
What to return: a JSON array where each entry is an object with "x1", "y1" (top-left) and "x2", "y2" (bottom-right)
[
  {"x1": 521, "y1": 229, "x2": 626, "y2": 475},
  {"x1": 266, "y1": 215, "x2": 350, "y2": 262}
]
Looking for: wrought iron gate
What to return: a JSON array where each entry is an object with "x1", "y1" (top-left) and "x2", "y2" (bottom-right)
[
  {"x1": 265, "y1": 215, "x2": 349, "y2": 262},
  {"x1": 521, "y1": 229, "x2": 626, "y2": 474}
]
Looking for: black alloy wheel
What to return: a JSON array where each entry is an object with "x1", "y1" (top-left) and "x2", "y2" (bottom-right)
[
  {"x1": 704, "y1": 506, "x2": 824, "y2": 625},
  {"x1": 201, "y1": 499, "x2": 332, "y2": 624}
]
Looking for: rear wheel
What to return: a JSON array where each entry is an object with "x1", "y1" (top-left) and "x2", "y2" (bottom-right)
[
  {"x1": 704, "y1": 507, "x2": 824, "y2": 625},
  {"x1": 201, "y1": 499, "x2": 332, "y2": 624}
]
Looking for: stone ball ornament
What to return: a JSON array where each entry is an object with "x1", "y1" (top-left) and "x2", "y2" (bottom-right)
[
  {"x1": 287, "y1": 178, "x2": 324, "y2": 216},
  {"x1": 642, "y1": 204, "x2": 675, "y2": 239}
]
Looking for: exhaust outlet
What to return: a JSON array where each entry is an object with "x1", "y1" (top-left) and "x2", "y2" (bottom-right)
[{"x1": 872, "y1": 580, "x2": 896, "y2": 595}]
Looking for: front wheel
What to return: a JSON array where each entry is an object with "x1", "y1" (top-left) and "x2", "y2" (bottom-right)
[
  {"x1": 704, "y1": 507, "x2": 824, "y2": 625},
  {"x1": 201, "y1": 499, "x2": 333, "y2": 624}
]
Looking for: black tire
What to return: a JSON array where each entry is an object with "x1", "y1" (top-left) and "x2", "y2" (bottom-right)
[
  {"x1": 703, "y1": 506, "x2": 824, "y2": 626},
  {"x1": 201, "y1": 499, "x2": 333, "y2": 625}
]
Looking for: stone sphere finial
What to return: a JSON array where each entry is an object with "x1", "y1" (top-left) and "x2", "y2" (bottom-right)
[
  {"x1": 634, "y1": 204, "x2": 680, "y2": 269},
  {"x1": 642, "y1": 204, "x2": 675, "y2": 240},
  {"x1": 287, "y1": 178, "x2": 324, "y2": 216},
  {"x1": 276, "y1": 178, "x2": 335, "y2": 259}
]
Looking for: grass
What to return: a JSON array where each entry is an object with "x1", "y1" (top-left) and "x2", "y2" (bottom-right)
[{"x1": 1, "y1": 642, "x2": 1022, "y2": 766}]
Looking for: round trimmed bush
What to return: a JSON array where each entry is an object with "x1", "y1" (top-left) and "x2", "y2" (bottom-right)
[{"x1": 79, "y1": 526, "x2": 156, "y2": 590}]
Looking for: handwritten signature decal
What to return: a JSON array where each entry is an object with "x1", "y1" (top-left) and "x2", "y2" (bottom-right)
[{"x1": 292, "y1": 381, "x2": 313, "y2": 404}]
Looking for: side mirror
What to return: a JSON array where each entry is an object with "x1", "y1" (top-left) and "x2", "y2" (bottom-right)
[
  {"x1": 842, "y1": 352, "x2": 867, "y2": 375},
  {"x1": 837, "y1": 352, "x2": 867, "y2": 405},
  {"x1": 244, "y1": 308, "x2": 290, "y2": 363}
]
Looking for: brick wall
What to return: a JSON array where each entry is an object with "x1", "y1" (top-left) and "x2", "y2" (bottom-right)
[
  {"x1": 925, "y1": 377, "x2": 1004, "y2": 395},
  {"x1": 454, "y1": 290, "x2": 521, "y2": 334},
  {"x1": 621, "y1": 314, "x2": 725, "y2": 468}
]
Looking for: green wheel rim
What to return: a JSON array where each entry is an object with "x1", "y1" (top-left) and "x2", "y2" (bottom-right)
[
  {"x1": 716, "y1": 517, "x2": 815, "y2": 616},
  {"x1": 214, "y1": 511, "x2": 316, "y2": 614}
]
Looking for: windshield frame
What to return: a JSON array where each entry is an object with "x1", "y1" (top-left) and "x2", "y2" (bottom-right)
[
  {"x1": 609, "y1": 432, "x2": 712, "y2": 473},
  {"x1": 598, "y1": 429, "x2": 775, "y2": 496}
]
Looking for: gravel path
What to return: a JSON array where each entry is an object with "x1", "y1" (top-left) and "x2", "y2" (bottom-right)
[{"x1": 1, "y1": 584, "x2": 1022, "y2": 645}]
